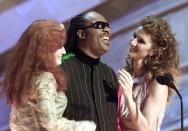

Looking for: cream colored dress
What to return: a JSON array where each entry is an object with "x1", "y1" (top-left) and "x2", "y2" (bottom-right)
[
  {"x1": 9, "y1": 72, "x2": 96, "y2": 131},
  {"x1": 121, "y1": 77, "x2": 165, "y2": 131}
]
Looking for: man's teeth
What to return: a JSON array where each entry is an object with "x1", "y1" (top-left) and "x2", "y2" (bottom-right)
[{"x1": 102, "y1": 36, "x2": 109, "y2": 40}]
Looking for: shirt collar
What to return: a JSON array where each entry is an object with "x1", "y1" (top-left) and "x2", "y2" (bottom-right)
[{"x1": 73, "y1": 48, "x2": 100, "y2": 65}]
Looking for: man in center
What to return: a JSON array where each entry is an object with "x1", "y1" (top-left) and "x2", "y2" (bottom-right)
[{"x1": 61, "y1": 11, "x2": 118, "y2": 131}]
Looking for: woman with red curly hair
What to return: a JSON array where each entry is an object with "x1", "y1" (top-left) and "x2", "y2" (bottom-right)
[
  {"x1": 3, "y1": 20, "x2": 96, "y2": 131},
  {"x1": 117, "y1": 16, "x2": 181, "y2": 131}
]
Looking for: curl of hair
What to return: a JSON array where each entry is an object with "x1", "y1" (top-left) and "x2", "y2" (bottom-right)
[
  {"x1": 125, "y1": 16, "x2": 181, "y2": 101},
  {"x1": 3, "y1": 20, "x2": 67, "y2": 106}
]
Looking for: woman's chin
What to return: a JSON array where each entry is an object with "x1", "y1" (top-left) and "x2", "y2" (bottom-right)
[{"x1": 128, "y1": 52, "x2": 135, "y2": 58}]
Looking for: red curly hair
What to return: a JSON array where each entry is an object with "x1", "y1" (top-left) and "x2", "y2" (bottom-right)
[{"x1": 3, "y1": 20, "x2": 67, "y2": 106}]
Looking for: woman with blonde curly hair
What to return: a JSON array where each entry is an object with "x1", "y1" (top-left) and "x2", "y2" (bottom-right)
[
  {"x1": 3, "y1": 20, "x2": 96, "y2": 131},
  {"x1": 117, "y1": 16, "x2": 181, "y2": 131}
]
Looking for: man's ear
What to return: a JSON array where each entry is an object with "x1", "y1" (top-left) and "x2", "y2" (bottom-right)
[{"x1": 77, "y1": 30, "x2": 86, "y2": 39}]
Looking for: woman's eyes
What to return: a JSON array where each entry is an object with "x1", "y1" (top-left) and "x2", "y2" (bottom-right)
[
  {"x1": 133, "y1": 33, "x2": 136, "y2": 38},
  {"x1": 130, "y1": 33, "x2": 136, "y2": 41},
  {"x1": 137, "y1": 38, "x2": 145, "y2": 44},
  {"x1": 132, "y1": 33, "x2": 145, "y2": 44}
]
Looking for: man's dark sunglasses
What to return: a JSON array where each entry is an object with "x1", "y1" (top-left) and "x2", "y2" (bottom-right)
[{"x1": 84, "y1": 21, "x2": 110, "y2": 29}]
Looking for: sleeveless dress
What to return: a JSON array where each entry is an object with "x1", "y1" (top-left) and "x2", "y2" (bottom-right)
[{"x1": 118, "y1": 77, "x2": 165, "y2": 131}]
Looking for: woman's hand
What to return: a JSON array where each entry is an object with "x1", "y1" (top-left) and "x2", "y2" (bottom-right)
[
  {"x1": 118, "y1": 69, "x2": 133, "y2": 100},
  {"x1": 121, "y1": 116, "x2": 135, "y2": 130}
]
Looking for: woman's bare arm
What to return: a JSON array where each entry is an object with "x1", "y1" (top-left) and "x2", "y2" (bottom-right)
[{"x1": 119, "y1": 69, "x2": 168, "y2": 131}]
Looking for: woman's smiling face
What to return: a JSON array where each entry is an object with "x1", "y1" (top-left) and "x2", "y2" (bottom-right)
[{"x1": 128, "y1": 26, "x2": 153, "y2": 61}]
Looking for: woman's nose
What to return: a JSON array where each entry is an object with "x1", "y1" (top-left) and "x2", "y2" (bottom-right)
[
  {"x1": 131, "y1": 38, "x2": 137, "y2": 47},
  {"x1": 62, "y1": 47, "x2": 66, "y2": 54}
]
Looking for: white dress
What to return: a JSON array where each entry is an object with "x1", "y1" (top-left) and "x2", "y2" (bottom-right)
[{"x1": 121, "y1": 77, "x2": 165, "y2": 131}]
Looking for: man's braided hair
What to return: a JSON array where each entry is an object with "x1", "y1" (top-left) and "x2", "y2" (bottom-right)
[{"x1": 65, "y1": 13, "x2": 86, "y2": 53}]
